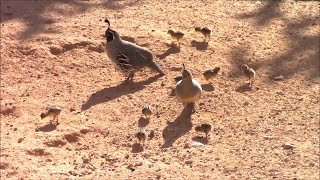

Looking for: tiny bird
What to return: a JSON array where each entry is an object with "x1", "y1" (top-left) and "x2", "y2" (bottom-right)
[
  {"x1": 175, "y1": 64, "x2": 202, "y2": 112},
  {"x1": 135, "y1": 129, "x2": 147, "y2": 145},
  {"x1": 167, "y1": 29, "x2": 184, "y2": 44},
  {"x1": 40, "y1": 106, "x2": 61, "y2": 125},
  {"x1": 241, "y1": 64, "x2": 256, "y2": 87},
  {"x1": 195, "y1": 122, "x2": 212, "y2": 138},
  {"x1": 195, "y1": 26, "x2": 211, "y2": 41},
  {"x1": 142, "y1": 104, "x2": 152, "y2": 119},
  {"x1": 203, "y1": 66, "x2": 221, "y2": 82}
]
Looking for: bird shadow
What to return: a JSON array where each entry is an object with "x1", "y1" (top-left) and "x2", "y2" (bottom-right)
[
  {"x1": 156, "y1": 43, "x2": 180, "y2": 59},
  {"x1": 201, "y1": 84, "x2": 215, "y2": 92},
  {"x1": 191, "y1": 40, "x2": 208, "y2": 51},
  {"x1": 235, "y1": 83, "x2": 252, "y2": 93},
  {"x1": 81, "y1": 75, "x2": 162, "y2": 111},
  {"x1": 35, "y1": 123, "x2": 57, "y2": 132},
  {"x1": 191, "y1": 136, "x2": 209, "y2": 145},
  {"x1": 162, "y1": 105, "x2": 193, "y2": 148},
  {"x1": 131, "y1": 143, "x2": 144, "y2": 153},
  {"x1": 138, "y1": 117, "x2": 150, "y2": 128}
]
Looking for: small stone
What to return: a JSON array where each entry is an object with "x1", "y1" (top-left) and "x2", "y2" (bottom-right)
[
  {"x1": 184, "y1": 143, "x2": 191, "y2": 149},
  {"x1": 263, "y1": 136, "x2": 276, "y2": 140},
  {"x1": 135, "y1": 161, "x2": 143, "y2": 166},
  {"x1": 185, "y1": 159, "x2": 193, "y2": 164},
  {"x1": 13, "y1": 128, "x2": 17, "y2": 131},
  {"x1": 70, "y1": 108, "x2": 76, "y2": 112},
  {"x1": 282, "y1": 143, "x2": 294, "y2": 150},
  {"x1": 273, "y1": 75, "x2": 284, "y2": 81},
  {"x1": 244, "y1": 101, "x2": 250, "y2": 106},
  {"x1": 191, "y1": 141, "x2": 204, "y2": 146},
  {"x1": 18, "y1": 137, "x2": 24, "y2": 143}
]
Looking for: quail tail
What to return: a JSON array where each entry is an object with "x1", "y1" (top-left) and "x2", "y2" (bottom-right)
[{"x1": 148, "y1": 60, "x2": 165, "y2": 75}]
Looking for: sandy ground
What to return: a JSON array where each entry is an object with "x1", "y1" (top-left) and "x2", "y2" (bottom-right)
[{"x1": 0, "y1": 0, "x2": 319, "y2": 179}]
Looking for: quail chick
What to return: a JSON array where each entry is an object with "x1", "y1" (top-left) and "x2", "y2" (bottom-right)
[
  {"x1": 175, "y1": 64, "x2": 202, "y2": 111},
  {"x1": 135, "y1": 129, "x2": 147, "y2": 145},
  {"x1": 104, "y1": 19, "x2": 165, "y2": 82},
  {"x1": 195, "y1": 122, "x2": 212, "y2": 138},
  {"x1": 241, "y1": 64, "x2": 256, "y2": 87},
  {"x1": 40, "y1": 106, "x2": 61, "y2": 125},
  {"x1": 167, "y1": 29, "x2": 184, "y2": 44},
  {"x1": 203, "y1": 67, "x2": 220, "y2": 82},
  {"x1": 195, "y1": 26, "x2": 211, "y2": 41},
  {"x1": 142, "y1": 104, "x2": 152, "y2": 119}
]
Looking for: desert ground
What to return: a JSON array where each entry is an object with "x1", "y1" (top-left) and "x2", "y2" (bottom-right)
[{"x1": 0, "y1": 0, "x2": 319, "y2": 179}]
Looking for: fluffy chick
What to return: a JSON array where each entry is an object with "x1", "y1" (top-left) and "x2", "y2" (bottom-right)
[
  {"x1": 167, "y1": 29, "x2": 184, "y2": 44},
  {"x1": 195, "y1": 122, "x2": 212, "y2": 138},
  {"x1": 241, "y1": 64, "x2": 256, "y2": 87},
  {"x1": 135, "y1": 129, "x2": 147, "y2": 145},
  {"x1": 142, "y1": 104, "x2": 152, "y2": 119},
  {"x1": 203, "y1": 67, "x2": 220, "y2": 82},
  {"x1": 195, "y1": 26, "x2": 211, "y2": 41},
  {"x1": 40, "y1": 106, "x2": 61, "y2": 125}
]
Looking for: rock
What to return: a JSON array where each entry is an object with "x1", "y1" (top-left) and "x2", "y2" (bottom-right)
[
  {"x1": 273, "y1": 75, "x2": 284, "y2": 81},
  {"x1": 282, "y1": 143, "x2": 294, "y2": 150},
  {"x1": 244, "y1": 101, "x2": 250, "y2": 106},
  {"x1": 18, "y1": 137, "x2": 24, "y2": 143},
  {"x1": 185, "y1": 159, "x2": 193, "y2": 164},
  {"x1": 263, "y1": 136, "x2": 276, "y2": 140},
  {"x1": 191, "y1": 141, "x2": 204, "y2": 147},
  {"x1": 135, "y1": 161, "x2": 143, "y2": 166}
]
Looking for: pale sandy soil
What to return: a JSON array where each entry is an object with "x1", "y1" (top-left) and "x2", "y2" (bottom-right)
[{"x1": 0, "y1": 0, "x2": 319, "y2": 179}]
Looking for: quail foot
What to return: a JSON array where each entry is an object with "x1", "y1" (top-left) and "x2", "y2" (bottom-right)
[
  {"x1": 104, "y1": 19, "x2": 165, "y2": 82},
  {"x1": 241, "y1": 64, "x2": 256, "y2": 87},
  {"x1": 40, "y1": 106, "x2": 62, "y2": 125},
  {"x1": 175, "y1": 64, "x2": 202, "y2": 113},
  {"x1": 195, "y1": 122, "x2": 212, "y2": 138}
]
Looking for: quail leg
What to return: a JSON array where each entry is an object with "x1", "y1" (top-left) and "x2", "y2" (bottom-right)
[
  {"x1": 125, "y1": 72, "x2": 135, "y2": 82},
  {"x1": 56, "y1": 116, "x2": 59, "y2": 125}
]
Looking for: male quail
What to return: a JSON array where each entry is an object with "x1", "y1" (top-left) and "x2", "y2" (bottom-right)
[
  {"x1": 195, "y1": 26, "x2": 211, "y2": 41},
  {"x1": 142, "y1": 104, "x2": 152, "y2": 119},
  {"x1": 167, "y1": 29, "x2": 184, "y2": 44},
  {"x1": 104, "y1": 19, "x2": 165, "y2": 82},
  {"x1": 195, "y1": 122, "x2": 212, "y2": 138},
  {"x1": 241, "y1": 64, "x2": 256, "y2": 87},
  {"x1": 40, "y1": 106, "x2": 61, "y2": 125},
  {"x1": 175, "y1": 64, "x2": 202, "y2": 111},
  {"x1": 203, "y1": 67, "x2": 220, "y2": 82}
]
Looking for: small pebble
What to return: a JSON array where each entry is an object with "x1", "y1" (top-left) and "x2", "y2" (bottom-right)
[
  {"x1": 185, "y1": 159, "x2": 193, "y2": 164},
  {"x1": 273, "y1": 75, "x2": 284, "y2": 81},
  {"x1": 282, "y1": 143, "x2": 294, "y2": 150}
]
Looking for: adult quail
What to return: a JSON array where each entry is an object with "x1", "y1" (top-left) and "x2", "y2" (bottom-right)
[
  {"x1": 195, "y1": 122, "x2": 212, "y2": 138},
  {"x1": 203, "y1": 67, "x2": 220, "y2": 82},
  {"x1": 142, "y1": 104, "x2": 152, "y2": 119},
  {"x1": 40, "y1": 106, "x2": 61, "y2": 125},
  {"x1": 195, "y1": 26, "x2": 211, "y2": 41},
  {"x1": 104, "y1": 19, "x2": 165, "y2": 82},
  {"x1": 241, "y1": 64, "x2": 256, "y2": 87},
  {"x1": 135, "y1": 129, "x2": 147, "y2": 145},
  {"x1": 175, "y1": 64, "x2": 202, "y2": 110},
  {"x1": 167, "y1": 29, "x2": 184, "y2": 44}
]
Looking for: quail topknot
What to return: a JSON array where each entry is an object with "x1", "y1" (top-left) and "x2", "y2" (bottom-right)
[
  {"x1": 104, "y1": 19, "x2": 165, "y2": 82},
  {"x1": 40, "y1": 106, "x2": 61, "y2": 125},
  {"x1": 195, "y1": 122, "x2": 212, "y2": 138},
  {"x1": 241, "y1": 64, "x2": 256, "y2": 87},
  {"x1": 195, "y1": 26, "x2": 211, "y2": 41},
  {"x1": 175, "y1": 64, "x2": 202, "y2": 112}
]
